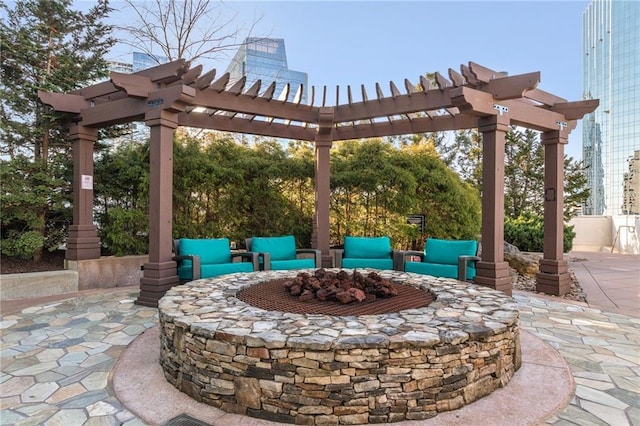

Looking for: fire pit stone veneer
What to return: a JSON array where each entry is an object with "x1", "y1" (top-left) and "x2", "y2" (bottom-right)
[{"x1": 158, "y1": 269, "x2": 521, "y2": 425}]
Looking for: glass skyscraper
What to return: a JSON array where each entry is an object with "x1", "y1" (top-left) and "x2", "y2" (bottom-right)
[
  {"x1": 225, "y1": 38, "x2": 308, "y2": 104},
  {"x1": 582, "y1": 0, "x2": 640, "y2": 215},
  {"x1": 132, "y1": 52, "x2": 168, "y2": 73}
]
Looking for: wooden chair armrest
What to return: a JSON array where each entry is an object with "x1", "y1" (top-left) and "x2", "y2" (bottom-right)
[
  {"x1": 391, "y1": 250, "x2": 406, "y2": 271},
  {"x1": 333, "y1": 249, "x2": 344, "y2": 268},
  {"x1": 172, "y1": 254, "x2": 201, "y2": 280},
  {"x1": 297, "y1": 249, "x2": 322, "y2": 268},
  {"x1": 395, "y1": 250, "x2": 424, "y2": 271},
  {"x1": 457, "y1": 255, "x2": 481, "y2": 282},
  {"x1": 232, "y1": 251, "x2": 259, "y2": 272},
  {"x1": 401, "y1": 250, "x2": 424, "y2": 258},
  {"x1": 256, "y1": 252, "x2": 271, "y2": 270}
]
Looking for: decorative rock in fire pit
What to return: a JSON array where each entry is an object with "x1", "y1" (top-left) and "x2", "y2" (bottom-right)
[
  {"x1": 159, "y1": 269, "x2": 521, "y2": 425},
  {"x1": 283, "y1": 269, "x2": 398, "y2": 304}
]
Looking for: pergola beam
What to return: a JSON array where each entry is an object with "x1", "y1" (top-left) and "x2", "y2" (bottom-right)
[
  {"x1": 38, "y1": 91, "x2": 87, "y2": 114},
  {"x1": 81, "y1": 84, "x2": 196, "y2": 127},
  {"x1": 481, "y1": 72, "x2": 540, "y2": 100},
  {"x1": 193, "y1": 89, "x2": 316, "y2": 122},
  {"x1": 110, "y1": 72, "x2": 155, "y2": 98},
  {"x1": 550, "y1": 99, "x2": 599, "y2": 120},
  {"x1": 333, "y1": 87, "x2": 458, "y2": 122},
  {"x1": 332, "y1": 115, "x2": 479, "y2": 141},
  {"x1": 179, "y1": 114, "x2": 316, "y2": 141}
]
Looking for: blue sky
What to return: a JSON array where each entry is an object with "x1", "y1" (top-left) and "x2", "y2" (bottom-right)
[{"x1": 103, "y1": 1, "x2": 590, "y2": 158}]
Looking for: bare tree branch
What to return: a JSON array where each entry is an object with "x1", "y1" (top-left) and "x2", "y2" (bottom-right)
[{"x1": 117, "y1": 0, "x2": 266, "y2": 65}]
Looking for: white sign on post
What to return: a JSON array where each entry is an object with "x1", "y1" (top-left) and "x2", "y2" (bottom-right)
[{"x1": 81, "y1": 174, "x2": 93, "y2": 190}]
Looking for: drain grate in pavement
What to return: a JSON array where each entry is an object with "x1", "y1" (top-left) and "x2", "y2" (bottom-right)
[{"x1": 163, "y1": 414, "x2": 214, "y2": 426}]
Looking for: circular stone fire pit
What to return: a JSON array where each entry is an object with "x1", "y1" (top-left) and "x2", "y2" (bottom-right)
[{"x1": 158, "y1": 269, "x2": 521, "y2": 424}]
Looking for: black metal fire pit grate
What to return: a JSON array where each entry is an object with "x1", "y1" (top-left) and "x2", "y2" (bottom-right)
[{"x1": 237, "y1": 278, "x2": 433, "y2": 315}]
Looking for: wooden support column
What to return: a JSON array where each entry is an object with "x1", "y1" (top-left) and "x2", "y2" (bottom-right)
[
  {"x1": 536, "y1": 129, "x2": 570, "y2": 295},
  {"x1": 66, "y1": 124, "x2": 101, "y2": 260},
  {"x1": 312, "y1": 107, "x2": 335, "y2": 267},
  {"x1": 475, "y1": 115, "x2": 512, "y2": 295},
  {"x1": 136, "y1": 110, "x2": 180, "y2": 307}
]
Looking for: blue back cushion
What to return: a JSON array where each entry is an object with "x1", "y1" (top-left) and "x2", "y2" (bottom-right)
[
  {"x1": 344, "y1": 236, "x2": 391, "y2": 259},
  {"x1": 251, "y1": 235, "x2": 296, "y2": 261},
  {"x1": 178, "y1": 238, "x2": 231, "y2": 264},
  {"x1": 424, "y1": 238, "x2": 477, "y2": 264}
]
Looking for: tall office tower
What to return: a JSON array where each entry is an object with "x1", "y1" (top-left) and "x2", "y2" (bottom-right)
[
  {"x1": 225, "y1": 38, "x2": 308, "y2": 104},
  {"x1": 582, "y1": 0, "x2": 640, "y2": 216},
  {"x1": 107, "y1": 52, "x2": 168, "y2": 74},
  {"x1": 132, "y1": 52, "x2": 168, "y2": 73},
  {"x1": 622, "y1": 150, "x2": 640, "y2": 215}
]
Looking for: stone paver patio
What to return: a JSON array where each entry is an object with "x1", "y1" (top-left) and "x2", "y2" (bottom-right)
[{"x1": 1, "y1": 285, "x2": 638, "y2": 425}]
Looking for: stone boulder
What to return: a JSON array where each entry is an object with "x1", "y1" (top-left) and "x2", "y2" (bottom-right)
[{"x1": 504, "y1": 251, "x2": 542, "y2": 277}]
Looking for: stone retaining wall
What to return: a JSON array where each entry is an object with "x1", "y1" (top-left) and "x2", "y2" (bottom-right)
[{"x1": 159, "y1": 270, "x2": 521, "y2": 425}]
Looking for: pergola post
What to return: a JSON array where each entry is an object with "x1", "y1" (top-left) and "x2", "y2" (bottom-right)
[
  {"x1": 66, "y1": 124, "x2": 101, "y2": 260},
  {"x1": 313, "y1": 107, "x2": 335, "y2": 267},
  {"x1": 536, "y1": 130, "x2": 570, "y2": 295},
  {"x1": 475, "y1": 115, "x2": 512, "y2": 295},
  {"x1": 136, "y1": 110, "x2": 180, "y2": 307}
]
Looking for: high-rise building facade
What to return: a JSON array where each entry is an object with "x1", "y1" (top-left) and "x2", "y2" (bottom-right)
[
  {"x1": 132, "y1": 52, "x2": 168, "y2": 73},
  {"x1": 622, "y1": 150, "x2": 640, "y2": 215},
  {"x1": 582, "y1": 0, "x2": 640, "y2": 216},
  {"x1": 225, "y1": 38, "x2": 308, "y2": 104}
]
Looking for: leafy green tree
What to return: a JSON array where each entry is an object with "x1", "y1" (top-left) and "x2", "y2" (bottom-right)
[
  {"x1": 94, "y1": 139, "x2": 149, "y2": 255},
  {"x1": 171, "y1": 132, "x2": 315, "y2": 248},
  {"x1": 397, "y1": 142, "x2": 481, "y2": 244},
  {"x1": 0, "y1": 0, "x2": 115, "y2": 260},
  {"x1": 428, "y1": 125, "x2": 588, "y2": 221},
  {"x1": 505, "y1": 213, "x2": 575, "y2": 253},
  {"x1": 504, "y1": 128, "x2": 545, "y2": 219},
  {"x1": 330, "y1": 139, "x2": 480, "y2": 250},
  {"x1": 1, "y1": 0, "x2": 114, "y2": 159},
  {"x1": 563, "y1": 157, "x2": 590, "y2": 220},
  {"x1": 0, "y1": 156, "x2": 69, "y2": 258},
  {"x1": 330, "y1": 139, "x2": 417, "y2": 241}
]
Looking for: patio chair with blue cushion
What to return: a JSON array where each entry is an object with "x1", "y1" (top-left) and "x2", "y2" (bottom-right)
[
  {"x1": 245, "y1": 235, "x2": 321, "y2": 271},
  {"x1": 402, "y1": 238, "x2": 480, "y2": 282},
  {"x1": 333, "y1": 236, "x2": 402, "y2": 270},
  {"x1": 173, "y1": 238, "x2": 258, "y2": 282}
]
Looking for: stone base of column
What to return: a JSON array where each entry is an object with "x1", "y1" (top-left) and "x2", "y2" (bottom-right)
[
  {"x1": 66, "y1": 225, "x2": 101, "y2": 260},
  {"x1": 536, "y1": 259, "x2": 570, "y2": 296},
  {"x1": 474, "y1": 261, "x2": 513, "y2": 295},
  {"x1": 136, "y1": 261, "x2": 179, "y2": 307},
  {"x1": 536, "y1": 272, "x2": 571, "y2": 296}
]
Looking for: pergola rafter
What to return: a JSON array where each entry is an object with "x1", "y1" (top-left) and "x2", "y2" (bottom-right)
[{"x1": 39, "y1": 59, "x2": 598, "y2": 307}]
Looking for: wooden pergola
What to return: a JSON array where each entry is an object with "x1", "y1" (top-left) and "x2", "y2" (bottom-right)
[{"x1": 39, "y1": 60, "x2": 598, "y2": 307}]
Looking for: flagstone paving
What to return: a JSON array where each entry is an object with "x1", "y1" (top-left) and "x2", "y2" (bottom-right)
[{"x1": 0, "y1": 287, "x2": 638, "y2": 425}]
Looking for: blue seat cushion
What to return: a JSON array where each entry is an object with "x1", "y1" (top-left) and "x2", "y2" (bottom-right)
[
  {"x1": 177, "y1": 262, "x2": 252, "y2": 281},
  {"x1": 423, "y1": 238, "x2": 477, "y2": 265},
  {"x1": 344, "y1": 236, "x2": 391, "y2": 259},
  {"x1": 270, "y1": 258, "x2": 316, "y2": 270},
  {"x1": 178, "y1": 238, "x2": 232, "y2": 268},
  {"x1": 251, "y1": 235, "x2": 297, "y2": 261},
  {"x1": 342, "y1": 258, "x2": 393, "y2": 270},
  {"x1": 405, "y1": 262, "x2": 476, "y2": 280}
]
